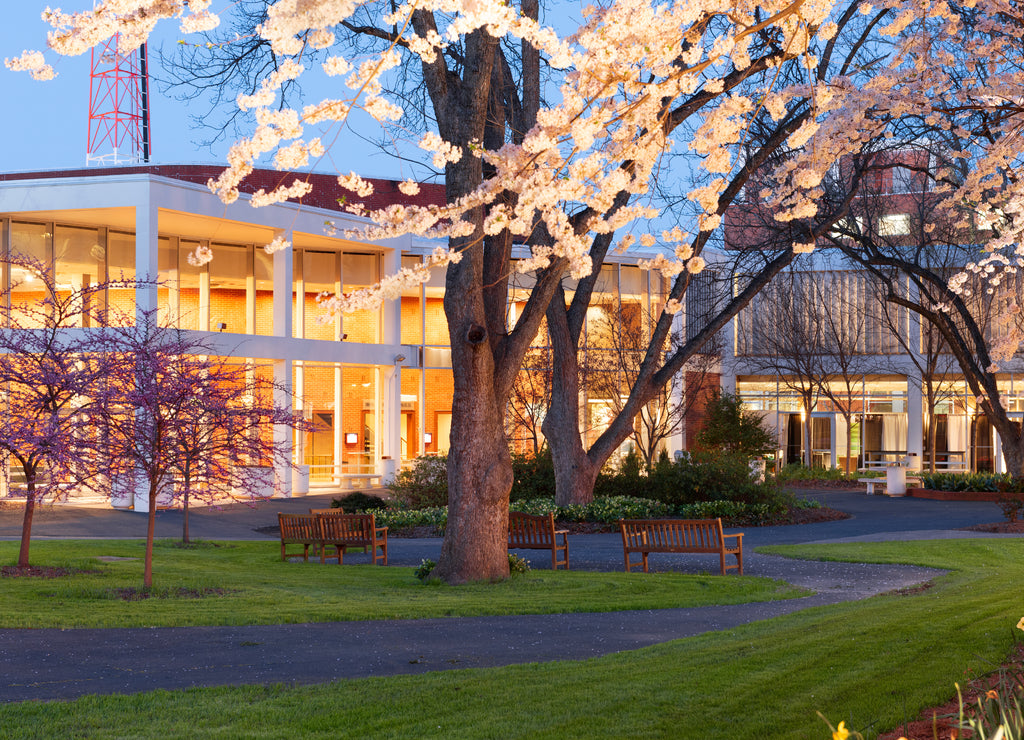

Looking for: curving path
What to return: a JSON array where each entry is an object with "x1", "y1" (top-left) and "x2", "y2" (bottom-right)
[{"x1": 0, "y1": 488, "x2": 1019, "y2": 702}]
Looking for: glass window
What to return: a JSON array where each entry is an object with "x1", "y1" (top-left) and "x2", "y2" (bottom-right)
[
  {"x1": 401, "y1": 255, "x2": 423, "y2": 345},
  {"x1": 209, "y1": 243, "x2": 248, "y2": 334},
  {"x1": 879, "y1": 213, "x2": 911, "y2": 236},
  {"x1": 9, "y1": 222, "x2": 50, "y2": 326},
  {"x1": 54, "y1": 225, "x2": 103, "y2": 327},
  {"x1": 108, "y1": 231, "x2": 136, "y2": 325},
  {"x1": 254, "y1": 248, "x2": 273, "y2": 336},
  {"x1": 158, "y1": 237, "x2": 176, "y2": 327},
  {"x1": 303, "y1": 250, "x2": 337, "y2": 341},
  {"x1": 343, "y1": 253, "x2": 379, "y2": 343},
  {"x1": 177, "y1": 241, "x2": 203, "y2": 330}
]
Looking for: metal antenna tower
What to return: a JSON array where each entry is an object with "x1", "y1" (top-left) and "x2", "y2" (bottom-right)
[{"x1": 86, "y1": 34, "x2": 151, "y2": 166}]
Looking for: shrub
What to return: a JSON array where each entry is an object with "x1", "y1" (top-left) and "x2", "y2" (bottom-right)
[
  {"x1": 776, "y1": 464, "x2": 851, "y2": 482},
  {"x1": 415, "y1": 554, "x2": 529, "y2": 582},
  {"x1": 510, "y1": 448, "x2": 556, "y2": 501},
  {"x1": 999, "y1": 494, "x2": 1024, "y2": 523},
  {"x1": 330, "y1": 492, "x2": 388, "y2": 513},
  {"x1": 694, "y1": 390, "x2": 776, "y2": 456},
  {"x1": 373, "y1": 506, "x2": 447, "y2": 531},
  {"x1": 920, "y1": 472, "x2": 1006, "y2": 492},
  {"x1": 510, "y1": 495, "x2": 672, "y2": 523},
  {"x1": 388, "y1": 454, "x2": 448, "y2": 509}
]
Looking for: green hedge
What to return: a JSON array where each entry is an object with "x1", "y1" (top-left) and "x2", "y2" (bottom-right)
[{"x1": 918, "y1": 472, "x2": 1007, "y2": 492}]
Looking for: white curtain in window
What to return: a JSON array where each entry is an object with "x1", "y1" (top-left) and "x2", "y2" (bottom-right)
[
  {"x1": 947, "y1": 415, "x2": 967, "y2": 453},
  {"x1": 882, "y1": 414, "x2": 908, "y2": 451},
  {"x1": 836, "y1": 415, "x2": 847, "y2": 455},
  {"x1": 760, "y1": 410, "x2": 785, "y2": 449}
]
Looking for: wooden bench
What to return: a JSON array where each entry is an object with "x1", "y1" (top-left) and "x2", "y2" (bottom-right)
[
  {"x1": 508, "y1": 511, "x2": 569, "y2": 569},
  {"x1": 619, "y1": 518, "x2": 743, "y2": 575},
  {"x1": 278, "y1": 513, "x2": 318, "y2": 562},
  {"x1": 312, "y1": 510, "x2": 388, "y2": 565}
]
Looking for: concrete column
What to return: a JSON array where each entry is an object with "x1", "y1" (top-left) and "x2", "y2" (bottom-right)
[
  {"x1": 134, "y1": 201, "x2": 159, "y2": 322},
  {"x1": 380, "y1": 361, "x2": 402, "y2": 483},
  {"x1": 133, "y1": 201, "x2": 159, "y2": 510},
  {"x1": 907, "y1": 376, "x2": 924, "y2": 465},
  {"x1": 273, "y1": 358, "x2": 294, "y2": 497},
  {"x1": 272, "y1": 232, "x2": 293, "y2": 339},
  {"x1": 272, "y1": 232, "x2": 295, "y2": 496}
]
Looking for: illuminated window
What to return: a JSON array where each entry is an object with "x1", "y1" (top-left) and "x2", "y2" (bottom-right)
[{"x1": 878, "y1": 213, "x2": 910, "y2": 236}]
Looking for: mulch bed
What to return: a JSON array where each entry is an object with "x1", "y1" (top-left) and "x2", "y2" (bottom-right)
[
  {"x1": 876, "y1": 643, "x2": 1024, "y2": 740},
  {"x1": 961, "y1": 520, "x2": 1024, "y2": 534}
]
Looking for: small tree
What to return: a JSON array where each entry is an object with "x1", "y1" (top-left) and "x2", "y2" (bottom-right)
[
  {"x1": 0, "y1": 255, "x2": 113, "y2": 567},
  {"x1": 164, "y1": 361, "x2": 306, "y2": 544},
  {"x1": 586, "y1": 304, "x2": 718, "y2": 469},
  {"x1": 98, "y1": 312, "x2": 304, "y2": 586},
  {"x1": 695, "y1": 391, "x2": 776, "y2": 458}
]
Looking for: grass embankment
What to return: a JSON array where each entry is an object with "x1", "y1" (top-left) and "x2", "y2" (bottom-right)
[
  {"x1": 3, "y1": 539, "x2": 1023, "y2": 739},
  {"x1": 0, "y1": 539, "x2": 804, "y2": 628}
]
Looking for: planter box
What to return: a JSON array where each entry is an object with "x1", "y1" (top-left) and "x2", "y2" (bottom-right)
[{"x1": 907, "y1": 488, "x2": 1017, "y2": 502}]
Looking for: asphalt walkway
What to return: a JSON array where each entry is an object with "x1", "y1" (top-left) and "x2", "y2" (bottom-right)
[{"x1": 0, "y1": 489, "x2": 1020, "y2": 702}]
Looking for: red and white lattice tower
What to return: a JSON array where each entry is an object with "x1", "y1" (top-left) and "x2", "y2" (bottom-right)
[{"x1": 86, "y1": 35, "x2": 151, "y2": 166}]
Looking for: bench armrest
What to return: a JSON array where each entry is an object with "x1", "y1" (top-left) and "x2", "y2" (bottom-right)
[
  {"x1": 722, "y1": 532, "x2": 743, "y2": 544},
  {"x1": 375, "y1": 526, "x2": 388, "y2": 536},
  {"x1": 554, "y1": 529, "x2": 570, "y2": 535}
]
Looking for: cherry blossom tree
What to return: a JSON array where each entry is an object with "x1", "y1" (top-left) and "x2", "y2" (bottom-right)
[
  {"x1": 0, "y1": 255, "x2": 112, "y2": 568},
  {"x1": 97, "y1": 312, "x2": 303, "y2": 587},
  {"x1": 10, "y1": 0, "x2": 880, "y2": 582}
]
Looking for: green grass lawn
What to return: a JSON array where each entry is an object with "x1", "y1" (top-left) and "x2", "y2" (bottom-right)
[
  {"x1": 2, "y1": 539, "x2": 1023, "y2": 739},
  {"x1": 0, "y1": 539, "x2": 805, "y2": 628}
]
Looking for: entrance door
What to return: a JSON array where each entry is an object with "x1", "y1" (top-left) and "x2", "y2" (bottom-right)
[
  {"x1": 402, "y1": 411, "x2": 416, "y2": 460},
  {"x1": 436, "y1": 412, "x2": 452, "y2": 454}
]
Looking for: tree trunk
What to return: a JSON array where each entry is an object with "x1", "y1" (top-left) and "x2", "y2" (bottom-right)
[
  {"x1": 144, "y1": 483, "x2": 157, "y2": 589},
  {"x1": 544, "y1": 276, "x2": 601, "y2": 505},
  {"x1": 433, "y1": 355, "x2": 513, "y2": 584},
  {"x1": 182, "y1": 487, "x2": 190, "y2": 545},
  {"x1": 432, "y1": 167, "x2": 512, "y2": 584},
  {"x1": 17, "y1": 474, "x2": 36, "y2": 568},
  {"x1": 545, "y1": 392, "x2": 600, "y2": 507},
  {"x1": 803, "y1": 396, "x2": 814, "y2": 468},
  {"x1": 844, "y1": 412, "x2": 853, "y2": 476},
  {"x1": 927, "y1": 395, "x2": 938, "y2": 474}
]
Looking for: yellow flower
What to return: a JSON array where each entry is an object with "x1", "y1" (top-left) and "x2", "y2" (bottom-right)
[
  {"x1": 987, "y1": 689, "x2": 1000, "y2": 699},
  {"x1": 833, "y1": 721, "x2": 850, "y2": 740},
  {"x1": 1017, "y1": 616, "x2": 1024, "y2": 631}
]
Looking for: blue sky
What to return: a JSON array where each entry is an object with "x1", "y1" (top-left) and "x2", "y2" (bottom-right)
[{"x1": 1, "y1": 5, "x2": 408, "y2": 178}]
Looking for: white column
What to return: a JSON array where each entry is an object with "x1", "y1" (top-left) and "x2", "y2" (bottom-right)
[
  {"x1": 670, "y1": 310, "x2": 686, "y2": 453},
  {"x1": 381, "y1": 246, "x2": 403, "y2": 478},
  {"x1": 133, "y1": 201, "x2": 159, "y2": 511},
  {"x1": 907, "y1": 376, "x2": 924, "y2": 466},
  {"x1": 273, "y1": 233, "x2": 293, "y2": 339},
  {"x1": 380, "y1": 361, "x2": 402, "y2": 483},
  {"x1": 134, "y1": 201, "x2": 159, "y2": 322},
  {"x1": 830, "y1": 414, "x2": 838, "y2": 470},
  {"x1": 274, "y1": 358, "x2": 294, "y2": 497},
  {"x1": 333, "y1": 366, "x2": 343, "y2": 480},
  {"x1": 272, "y1": 233, "x2": 295, "y2": 496}
]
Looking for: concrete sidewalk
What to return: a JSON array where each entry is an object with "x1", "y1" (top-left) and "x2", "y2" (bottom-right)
[{"x1": 0, "y1": 488, "x2": 1019, "y2": 702}]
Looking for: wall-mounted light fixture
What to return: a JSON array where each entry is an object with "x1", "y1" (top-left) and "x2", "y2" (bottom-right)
[
  {"x1": 214, "y1": 322, "x2": 228, "y2": 332},
  {"x1": 345, "y1": 432, "x2": 358, "y2": 444},
  {"x1": 424, "y1": 432, "x2": 433, "y2": 445}
]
